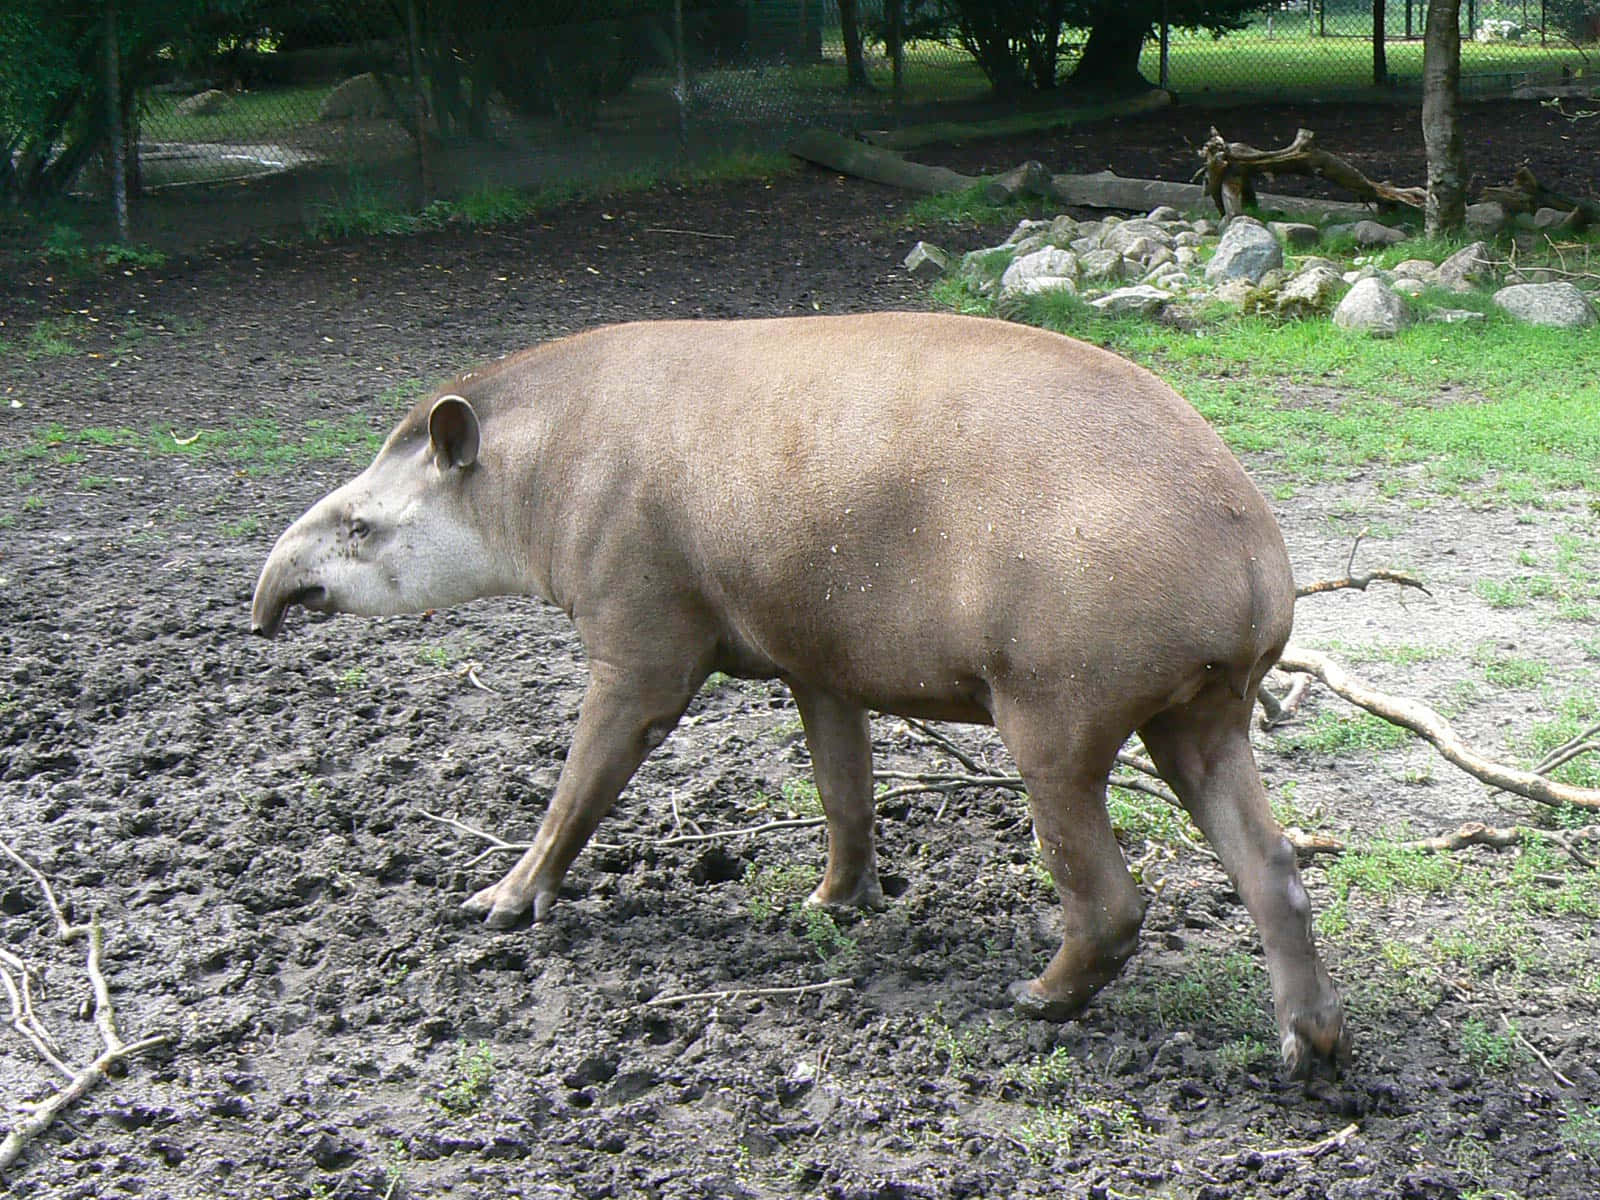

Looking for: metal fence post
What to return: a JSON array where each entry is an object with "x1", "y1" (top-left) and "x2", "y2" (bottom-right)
[{"x1": 674, "y1": 0, "x2": 688, "y2": 151}]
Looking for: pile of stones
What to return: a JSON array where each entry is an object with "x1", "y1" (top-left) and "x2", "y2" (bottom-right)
[{"x1": 903, "y1": 209, "x2": 1597, "y2": 335}]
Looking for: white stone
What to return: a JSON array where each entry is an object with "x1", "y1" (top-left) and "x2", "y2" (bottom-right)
[
  {"x1": 902, "y1": 241, "x2": 950, "y2": 279},
  {"x1": 1090, "y1": 285, "x2": 1171, "y2": 316},
  {"x1": 1333, "y1": 278, "x2": 1410, "y2": 337},
  {"x1": 999, "y1": 247, "x2": 1079, "y2": 297}
]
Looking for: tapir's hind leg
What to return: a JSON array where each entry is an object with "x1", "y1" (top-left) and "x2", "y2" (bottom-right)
[
  {"x1": 993, "y1": 702, "x2": 1147, "y2": 1020},
  {"x1": 789, "y1": 681, "x2": 883, "y2": 910},
  {"x1": 464, "y1": 658, "x2": 705, "y2": 928},
  {"x1": 1139, "y1": 691, "x2": 1349, "y2": 1077}
]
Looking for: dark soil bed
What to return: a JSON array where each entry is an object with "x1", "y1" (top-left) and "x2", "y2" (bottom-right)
[{"x1": 2, "y1": 101, "x2": 1597, "y2": 1200}]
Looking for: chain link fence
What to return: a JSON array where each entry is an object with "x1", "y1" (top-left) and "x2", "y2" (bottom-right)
[{"x1": 81, "y1": 1, "x2": 1600, "y2": 239}]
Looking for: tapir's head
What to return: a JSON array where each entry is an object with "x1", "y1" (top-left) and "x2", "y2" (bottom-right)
[{"x1": 251, "y1": 394, "x2": 515, "y2": 638}]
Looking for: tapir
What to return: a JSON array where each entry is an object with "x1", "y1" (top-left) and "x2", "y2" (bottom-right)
[{"x1": 252, "y1": 311, "x2": 1348, "y2": 1075}]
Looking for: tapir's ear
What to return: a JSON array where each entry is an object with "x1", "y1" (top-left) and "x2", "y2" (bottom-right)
[{"x1": 428, "y1": 394, "x2": 479, "y2": 470}]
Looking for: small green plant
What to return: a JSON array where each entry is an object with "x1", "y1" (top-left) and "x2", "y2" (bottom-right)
[
  {"x1": 1216, "y1": 1035, "x2": 1273, "y2": 1075},
  {"x1": 1318, "y1": 839, "x2": 1459, "y2": 937},
  {"x1": 438, "y1": 1040, "x2": 495, "y2": 1112},
  {"x1": 24, "y1": 317, "x2": 82, "y2": 358},
  {"x1": 417, "y1": 644, "x2": 451, "y2": 668},
  {"x1": 743, "y1": 862, "x2": 814, "y2": 921},
  {"x1": 1561, "y1": 1104, "x2": 1600, "y2": 1165},
  {"x1": 79, "y1": 474, "x2": 114, "y2": 489},
  {"x1": 1459, "y1": 1017, "x2": 1522, "y2": 1074},
  {"x1": 778, "y1": 777, "x2": 824, "y2": 818},
  {"x1": 1473, "y1": 645, "x2": 1549, "y2": 689},
  {"x1": 219, "y1": 515, "x2": 263, "y2": 539},
  {"x1": 801, "y1": 906, "x2": 856, "y2": 960},
  {"x1": 1282, "y1": 709, "x2": 1413, "y2": 756},
  {"x1": 921, "y1": 1006, "x2": 986, "y2": 1073},
  {"x1": 1014, "y1": 1098, "x2": 1145, "y2": 1161},
  {"x1": 336, "y1": 666, "x2": 369, "y2": 691}
]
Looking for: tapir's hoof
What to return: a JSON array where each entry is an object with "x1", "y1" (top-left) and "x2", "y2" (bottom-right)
[
  {"x1": 1008, "y1": 977, "x2": 1087, "y2": 1022},
  {"x1": 805, "y1": 880, "x2": 886, "y2": 913},
  {"x1": 1281, "y1": 1004, "x2": 1352, "y2": 1080},
  {"x1": 462, "y1": 883, "x2": 554, "y2": 928}
]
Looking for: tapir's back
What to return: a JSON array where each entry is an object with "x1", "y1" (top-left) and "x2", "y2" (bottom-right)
[{"x1": 475, "y1": 313, "x2": 1294, "y2": 717}]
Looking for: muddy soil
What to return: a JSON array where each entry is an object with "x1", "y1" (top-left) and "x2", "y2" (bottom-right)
[{"x1": 2, "y1": 101, "x2": 1597, "y2": 1200}]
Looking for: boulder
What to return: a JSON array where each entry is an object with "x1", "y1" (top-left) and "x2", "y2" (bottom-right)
[
  {"x1": 1392, "y1": 278, "x2": 1426, "y2": 298},
  {"x1": 1103, "y1": 220, "x2": 1175, "y2": 256},
  {"x1": 1204, "y1": 216, "x2": 1283, "y2": 285},
  {"x1": 1327, "y1": 220, "x2": 1407, "y2": 247},
  {"x1": 1465, "y1": 201, "x2": 1509, "y2": 236},
  {"x1": 1089, "y1": 285, "x2": 1171, "y2": 316},
  {"x1": 1276, "y1": 266, "x2": 1345, "y2": 316},
  {"x1": 1268, "y1": 221, "x2": 1320, "y2": 249},
  {"x1": 1492, "y1": 282, "x2": 1597, "y2": 328},
  {"x1": 319, "y1": 73, "x2": 398, "y2": 120},
  {"x1": 1079, "y1": 248, "x2": 1125, "y2": 283},
  {"x1": 1147, "y1": 206, "x2": 1182, "y2": 223},
  {"x1": 1333, "y1": 278, "x2": 1410, "y2": 337},
  {"x1": 903, "y1": 241, "x2": 950, "y2": 280},
  {"x1": 175, "y1": 89, "x2": 230, "y2": 116},
  {"x1": 1437, "y1": 241, "x2": 1495, "y2": 292},
  {"x1": 984, "y1": 162, "x2": 1054, "y2": 205},
  {"x1": 1392, "y1": 259, "x2": 1441, "y2": 285},
  {"x1": 1004, "y1": 219, "x2": 1051, "y2": 245},
  {"x1": 999, "y1": 247, "x2": 1079, "y2": 297}
]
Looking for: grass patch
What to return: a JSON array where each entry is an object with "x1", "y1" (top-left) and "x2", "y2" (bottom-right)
[
  {"x1": 1522, "y1": 695, "x2": 1600, "y2": 791},
  {"x1": 904, "y1": 184, "x2": 1038, "y2": 232},
  {"x1": 1318, "y1": 839, "x2": 1459, "y2": 936},
  {"x1": 5, "y1": 417, "x2": 382, "y2": 474},
  {"x1": 1281, "y1": 710, "x2": 1414, "y2": 757},
  {"x1": 1112, "y1": 950, "x2": 1271, "y2": 1040},
  {"x1": 743, "y1": 862, "x2": 815, "y2": 921}
]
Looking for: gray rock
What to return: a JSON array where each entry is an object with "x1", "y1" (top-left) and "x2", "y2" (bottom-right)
[
  {"x1": 1192, "y1": 218, "x2": 1218, "y2": 238},
  {"x1": 1089, "y1": 285, "x2": 1171, "y2": 316},
  {"x1": 1173, "y1": 230, "x2": 1203, "y2": 249},
  {"x1": 1392, "y1": 278, "x2": 1426, "y2": 298},
  {"x1": 1048, "y1": 215, "x2": 1082, "y2": 242},
  {"x1": 1142, "y1": 245, "x2": 1176, "y2": 273},
  {"x1": 1204, "y1": 216, "x2": 1283, "y2": 284},
  {"x1": 1294, "y1": 256, "x2": 1340, "y2": 276},
  {"x1": 1276, "y1": 266, "x2": 1346, "y2": 316},
  {"x1": 1342, "y1": 266, "x2": 1384, "y2": 284},
  {"x1": 1079, "y1": 248, "x2": 1125, "y2": 282},
  {"x1": 1392, "y1": 259, "x2": 1441, "y2": 284},
  {"x1": 1214, "y1": 278, "x2": 1259, "y2": 306},
  {"x1": 1334, "y1": 278, "x2": 1410, "y2": 336},
  {"x1": 1437, "y1": 241, "x2": 1495, "y2": 292},
  {"x1": 999, "y1": 247, "x2": 1079, "y2": 297},
  {"x1": 1328, "y1": 220, "x2": 1407, "y2": 247},
  {"x1": 1142, "y1": 262, "x2": 1187, "y2": 289},
  {"x1": 1004, "y1": 219, "x2": 1051, "y2": 245},
  {"x1": 1257, "y1": 268, "x2": 1289, "y2": 292},
  {"x1": 1532, "y1": 206, "x2": 1575, "y2": 231},
  {"x1": 1426, "y1": 308, "x2": 1488, "y2": 324},
  {"x1": 1103, "y1": 220, "x2": 1175, "y2": 257},
  {"x1": 1492, "y1": 282, "x2": 1597, "y2": 328},
  {"x1": 1174, "y1": 246, "x2": 1199, "y2": 269},
  {"x1": 1010, "y1": 234, "x2": 1049, "y2": 258},
  {"x1": 1147, "y1": 206, "x2": 1182, "y2": 223},
  {"x1": 1070, "y1": 235, "x2": 1102, "y2": 257},
  {"x1": 1465, "y1": 201, "x2": 1509, "y2": 235},
  {"x1": 1268, "y1": 221, "x2": 1320, "y2": 249},
  {"x1": 984, "y1": 161, "x2": 1054, "y2": 205},
  {"x1": 175, "y1": 88, "x2": 230, "y2": 116},
  {"x1": 318, "y1": 73, "x2": 398, "y2": 120},
  {"x1": 903, "y1": 241, "x2": 951, "y2": 279},
  {"x1": 1008, "y1": 275, "x2": 1079, "y2": 298}
]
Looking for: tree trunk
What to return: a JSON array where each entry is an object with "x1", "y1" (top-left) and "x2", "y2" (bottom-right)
[
  {"x1": 1422, "y1": 0, "x2": 1466, "y2": 234},
  {"x1": 837, "y1": 0, "x2": 874, "y2": 91},
  {"x1": 1372, "y1": 0, "x2": 1388, "y2": 85},
  {"x1": 1068, "y1": 17, "x2": 1152, "y2": 95}
]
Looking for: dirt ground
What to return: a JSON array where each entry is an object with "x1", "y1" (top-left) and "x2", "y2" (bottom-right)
[{"x1": 2, "y1": 100, "x2": 1598, "y2": 1199}]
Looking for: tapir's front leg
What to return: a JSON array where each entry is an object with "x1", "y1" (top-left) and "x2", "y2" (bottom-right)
[{"x1": 464, "y1": 660, "x2": 703, "y2": 927}]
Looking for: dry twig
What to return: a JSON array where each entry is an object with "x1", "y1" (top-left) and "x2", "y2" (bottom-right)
[
  {"x1": 642, "y1": 978, "x2": 855, "y2": 1008},
  {"x1": 1502, "y1": 1014, "x2": 1575, "y2": 1090},
  {"x1": 1295, "y1": 532, "x2": 1430, "y2": 600},
  {"x1": 0, "y1": 838, "x2": 168, "y2": 1173},
  {"x1": 1253, "y1": 1121, "x2": 1360, "y2": 1161}
]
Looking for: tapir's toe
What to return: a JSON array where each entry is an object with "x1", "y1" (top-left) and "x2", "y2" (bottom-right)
[
  {"x1": 805, "y1": 880, "x2": 886, "y2": 913},
  {"x1": 1281, "y1": 1002, "x2": 1351, "y2": 1080},
  {"x1": 1008, "y1": 977, "x2": 1088, "y2": 1022}
]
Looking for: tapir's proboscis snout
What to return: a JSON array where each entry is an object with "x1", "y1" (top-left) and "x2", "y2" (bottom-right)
[{"x1": 251, "y1": 313, "x2": 1350, "y2": 1078}]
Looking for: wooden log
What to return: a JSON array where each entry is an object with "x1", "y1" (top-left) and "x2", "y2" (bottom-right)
[
  {"x1": 786, "y1": 128, "x2": 978, "y2": 195},
  {"x1": 1047, "y1": 169, "x2": 1371, "y2": 220},
  {"x1": 1202, "y1": 127, "x2": 1427, "y2": 217}
]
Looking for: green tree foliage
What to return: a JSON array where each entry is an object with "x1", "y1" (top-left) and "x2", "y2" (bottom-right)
[{"x1": 895, "y1": 0, "x2": 1265, "y2": 97}]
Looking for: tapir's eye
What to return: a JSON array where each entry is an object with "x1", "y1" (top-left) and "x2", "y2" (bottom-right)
[{"x1": 349, "y1": 517, "x2": 371, "y2": 540}]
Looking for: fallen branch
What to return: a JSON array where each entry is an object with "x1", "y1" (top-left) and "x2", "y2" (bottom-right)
[
  {"x1": 642, "y1": 978, "x2": 855, "y2": 1009},
  {"x1": 1282, "y1": 821, "x2": 1600, "y2": 864},
  {"x1": 1253, "y1": 1121, "x2": 1360, "y2": 1161},
  {"x1": 1202, "y1": 126, "x2": 1425, "y2": 216},
  {"x1": 1276, "y1": 645, "x2": 1600, "y2": 812},
  {"x1": 0, "y1": 839, "x2": 168, "y2": 1175},
  {"x1": 1258, "y1": 674, "x2": 1312, "y2": 731},
  {"x1": 1295, "y1": 533, "x2": 1430, "y2": 600}
]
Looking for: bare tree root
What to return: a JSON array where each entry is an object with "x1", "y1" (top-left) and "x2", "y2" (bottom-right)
[
  {"x1": 1276, "y1": 645, "x2": 1600, "y2": 812},
  {"x1": 0, "y1": 838, "x2": 169, "y2": 1174},
  {"x1": 642, "y1": 978, "x2": 855, "y2": 1010}
]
